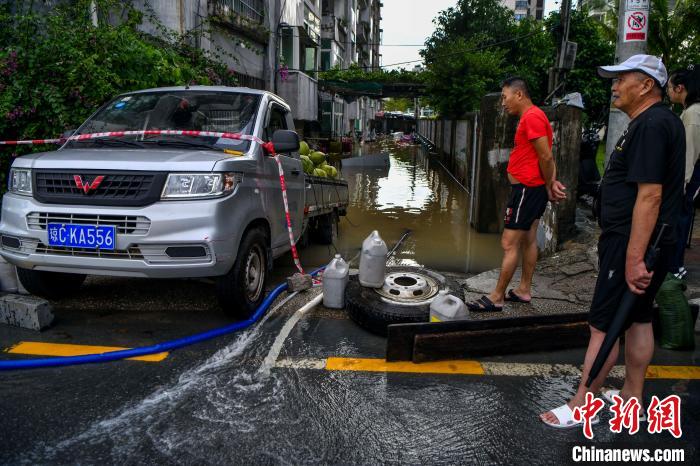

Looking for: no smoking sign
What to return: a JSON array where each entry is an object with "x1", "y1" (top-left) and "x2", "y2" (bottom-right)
[{"x1": 624, "y1": 10, "x2": 648, "y2": 42}]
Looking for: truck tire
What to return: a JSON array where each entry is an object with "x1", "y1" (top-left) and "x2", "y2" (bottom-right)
[
  {"x1": 313, "y1": 212, "x2": 338, "y2": 245},
  {"x1": 216, "y1": 227, "x2": 268, "y2": 320},
  {"x1": 15, "y1": 268, "x2": 86, "y2": 299},
  {"x1": 345, "y1": 266, "x2": 462, "y2": 336}
]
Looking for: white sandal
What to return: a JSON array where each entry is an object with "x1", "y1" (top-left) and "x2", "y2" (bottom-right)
[
  {"x1": 601, "y1": 389, "x2": 647, "y2": 422},
  {"x1": 541, "y1": 403, "x2": 600, "y2": 429}
]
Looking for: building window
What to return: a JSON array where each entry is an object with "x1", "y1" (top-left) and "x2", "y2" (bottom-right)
[
  {"x1": 280, "y1": 28, "x2": 294, "y2": 67},
  {"x1": 515, "y1": 0, "x2": 529, "y2": 9},
  {"x1": 212, "y1": 0, "x2": 264, "y2": 24},
  {"x1": 321, "y1": 51, "x2": 331, "y2": 71},
  {"x1": 514, "y1": 13, "x2": 527, "y2": 21},
  {"x1": 304, "y1": 47, "x2": 317, "y2": 73},
  {"x1": 304, "y1": 6, "x2": 321, "y2": 43}
]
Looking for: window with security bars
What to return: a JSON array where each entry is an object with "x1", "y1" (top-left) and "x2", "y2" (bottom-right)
[{"x1": 211, "y1": 0, "x2": 264, "y2": 23}]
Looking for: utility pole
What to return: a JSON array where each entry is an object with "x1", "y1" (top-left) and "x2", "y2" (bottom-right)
[
  {"x1": 548, "y1": 0, "x2": 573, "y2": 98},
  {"x1": 604, "y1": 0, "x2": 649, "y2": 163}
]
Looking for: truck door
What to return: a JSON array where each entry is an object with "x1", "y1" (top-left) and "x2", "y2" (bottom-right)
[{"x1": 262, "y1": 104, "x2": 304, "y2": 252}]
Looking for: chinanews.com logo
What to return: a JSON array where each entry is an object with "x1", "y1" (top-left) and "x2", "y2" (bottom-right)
[
  {"x1": 567, "y1": 394, "x2": 688, "y2": 464},
  {"x1": 572, "y1": 393, "x2": 682, "y2": 439}
]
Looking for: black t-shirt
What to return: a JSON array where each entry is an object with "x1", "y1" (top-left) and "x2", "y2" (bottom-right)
[{"x1": 600, "y1": 102, "x2": 685, "y2": 245}]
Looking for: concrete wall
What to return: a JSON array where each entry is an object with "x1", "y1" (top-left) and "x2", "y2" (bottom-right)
[
  {"x1": 276, "y1": 71, "x2": 318, "y2": 121},
  {"x1": 418, "y1": 93, "x2": 582, "y2": 252}
]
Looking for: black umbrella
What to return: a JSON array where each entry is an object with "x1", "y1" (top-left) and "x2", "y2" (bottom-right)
[{"x1": 585, "y1": 224, "x2": 668, "y2": 388}]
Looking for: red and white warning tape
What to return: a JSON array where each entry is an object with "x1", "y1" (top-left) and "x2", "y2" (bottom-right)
[
  {"x1": 1, "y1": 129, "x2": 312, "y2": 278},
  {"x1": 0, "y1": 129, "x2": 276, "y2": 153}
]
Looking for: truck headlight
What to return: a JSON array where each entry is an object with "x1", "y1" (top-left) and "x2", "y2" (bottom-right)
[
  {"x1": 161, "y1": 172, "x2": 240, "y2": 199},
  {"x1": 8, "y1": 168, "x2": 32, "y2": 196}
]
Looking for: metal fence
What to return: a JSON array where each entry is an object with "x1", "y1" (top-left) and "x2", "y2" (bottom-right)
[{"x1": 212, "y1": 0, "x2": 264, "y2": 23}]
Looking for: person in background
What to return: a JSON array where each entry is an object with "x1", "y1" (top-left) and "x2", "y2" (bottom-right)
[
  {"x1": 667, "y1": 64, "x2": 700, "y2": 279},
  {"x1": 466, "y1": 77, "x2": 566, "y2": 312}
]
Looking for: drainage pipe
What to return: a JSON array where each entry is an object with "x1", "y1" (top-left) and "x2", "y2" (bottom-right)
[{"x1": 0, "y1": 267, "x2": 324, "y2": 371}]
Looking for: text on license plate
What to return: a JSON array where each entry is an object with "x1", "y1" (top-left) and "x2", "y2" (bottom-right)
[{"x1": 47, "y1": 223, "x2": 116, "y2": 250}]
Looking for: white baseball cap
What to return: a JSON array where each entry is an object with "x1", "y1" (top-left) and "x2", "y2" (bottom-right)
[{"x1": 598, "y1": 54, "x2": 668, "y2": 87}]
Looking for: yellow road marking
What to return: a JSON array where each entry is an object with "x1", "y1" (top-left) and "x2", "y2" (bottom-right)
[
  {"x1": 645, "y1": 365, "x2": 700, "y2": 380},
  {"x1": 5, "y1": 341, "x2": 168, "y2": 362},
  {"x1": 324, "y1": 357, "x2": 485, "y2": 375},
  {"x1": 304, "y1": 357, "x2": 700, "y2": 379}
]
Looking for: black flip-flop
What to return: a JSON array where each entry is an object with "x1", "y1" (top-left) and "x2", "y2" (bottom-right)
[
  {"x1": 505, "y1": 289, "x2": 531, "y2": 304},
  {"x1": 467, "y1": 295, "x2": 504, "y2": 312}
]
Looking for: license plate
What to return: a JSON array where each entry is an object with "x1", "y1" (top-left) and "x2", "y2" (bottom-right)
[{"x1": 47, "y1": 223, "x2": 116, "y2": 250}]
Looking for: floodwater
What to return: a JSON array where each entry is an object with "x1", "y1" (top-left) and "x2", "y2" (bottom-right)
[{"x1": 282, "y1": 139, "x2": 502, "y2": 276}]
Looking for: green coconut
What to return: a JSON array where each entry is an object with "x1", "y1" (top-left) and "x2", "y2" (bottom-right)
[
  {"x1": 309, "y1": 151, "x2": 326, "y2": 165},
  {"x1": 301, "y1": 158, "x2": 314, "y2": 174},
  {"x1": 299, "y1": 141, "x2": 310, "y2": 156},
  {"x1": 322, "y1": 164, "x2": 335, "y2": 177},
  {"x1": 327, "y1": 166, "x2": 338, "y2": 178},
  {"x1": 312, "y1": 168, "x2": 327, "y2": 178}
]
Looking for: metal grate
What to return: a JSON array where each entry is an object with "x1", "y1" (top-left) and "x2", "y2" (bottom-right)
[
  {"x1": 35, "y1": 243, "x2": 144, "y2": 259},
  {"x1": 27, "y1": 212, "x2": 151, "y2": 235}
]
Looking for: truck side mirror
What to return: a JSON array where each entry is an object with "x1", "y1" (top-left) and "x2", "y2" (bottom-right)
[{"x1": 271, "y1": 129, "x2": 299, "y2": 153}]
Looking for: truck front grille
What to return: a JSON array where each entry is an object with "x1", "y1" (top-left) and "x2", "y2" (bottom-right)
[
  {"x1": 26, "y1": 213, "x2": 151, "y2": 235},
  {"x1": 33, "y1": 170, "x2": 167, "y2": 206}
]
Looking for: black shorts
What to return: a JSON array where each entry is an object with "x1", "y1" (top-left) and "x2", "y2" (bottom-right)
[
  {"x1": 589, "y1": 233, "x2": 671, "y2": 332},
  {"x1": 503, "y1": 184, "x2": 548, "y2": 230}
]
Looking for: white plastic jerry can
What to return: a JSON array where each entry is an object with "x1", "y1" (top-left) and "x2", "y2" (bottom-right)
[
  {"x1": 430, "y1": 290, "x2": 469, "y2": 322},
  {"x1": 359, "y1": 230, "x2": 387, "y2": 288},
  {"x1": 323, "y1": 254, "x2": 350, "y2": 309}
]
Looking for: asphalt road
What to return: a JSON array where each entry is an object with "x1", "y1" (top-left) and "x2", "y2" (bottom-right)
[{"x1": 1, "y1": 274, "x2": 699, "y2": 465}]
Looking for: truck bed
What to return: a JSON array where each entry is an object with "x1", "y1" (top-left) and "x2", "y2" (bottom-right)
[{"x1": 304, "y1": 175, "x2": 349, "y2": 217}]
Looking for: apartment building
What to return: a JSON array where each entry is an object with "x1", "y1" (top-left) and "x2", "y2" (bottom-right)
[
  {"x1": 138, "y1": 0, "x2": 380, "y2": 138},
  {"x1": 500, "y1": 0, "x2": 545, "y2": 20},
  {"x1": 319, "y1": 0, "x2": 383, "y2": 138}
]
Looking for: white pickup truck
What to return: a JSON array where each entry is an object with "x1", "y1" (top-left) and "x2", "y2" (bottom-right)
[{"x1": 0, "y1": 86, "x2": 349, "y2": 317}]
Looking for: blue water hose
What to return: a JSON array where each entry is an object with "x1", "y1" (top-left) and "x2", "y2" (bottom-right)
[{"x1": 0, "y1": 267, "x2": 323, "y2": 371}]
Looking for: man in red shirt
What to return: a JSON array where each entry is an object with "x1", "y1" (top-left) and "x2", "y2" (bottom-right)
[{"x1": 468, "y1": 77, "x2": 566, "y2": 312}]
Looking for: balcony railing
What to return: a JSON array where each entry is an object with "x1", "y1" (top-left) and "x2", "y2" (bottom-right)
[{"x1": 211, "y1": 0, "x2": 264, "y2": 24}]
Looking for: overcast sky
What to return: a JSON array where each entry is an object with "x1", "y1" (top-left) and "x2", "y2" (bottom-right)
[{"x1": 379, "y1": 0, "x2": 562, "y2": 70}]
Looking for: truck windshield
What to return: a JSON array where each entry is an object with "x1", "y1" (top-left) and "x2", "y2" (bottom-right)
[{"x1": 70, "y1": 91, "x2": 261, "y2": 152}]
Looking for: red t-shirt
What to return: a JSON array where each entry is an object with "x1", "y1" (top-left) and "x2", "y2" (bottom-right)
[{"x1": 507, "y1": 106, "x2": 553, "y2": 187}]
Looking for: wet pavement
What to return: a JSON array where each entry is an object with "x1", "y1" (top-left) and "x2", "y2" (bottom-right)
[{"x1": 1, "y1": 141, "x2": 699, "y2": 464}]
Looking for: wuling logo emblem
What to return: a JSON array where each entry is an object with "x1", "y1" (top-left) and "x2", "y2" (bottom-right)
[{"x1": 73, "y1": 175, "x2": 104, "y2": 194}]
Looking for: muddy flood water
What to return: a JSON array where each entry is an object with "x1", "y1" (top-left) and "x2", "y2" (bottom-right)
[{"x1": 278, "y1": 139, "x2": 502, "y2": 278}]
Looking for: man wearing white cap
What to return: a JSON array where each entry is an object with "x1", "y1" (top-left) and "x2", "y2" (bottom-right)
[{"x1": 541, "y1": 55, "x2": 685, "y2": 429}]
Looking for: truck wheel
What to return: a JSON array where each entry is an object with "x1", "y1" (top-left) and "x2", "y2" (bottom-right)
[
  {"x1": 216, "y1": 227, "x2": 268, "y2": 320},
  {"x1": 15, "y1": 268, "x2": 86, "y2": 299},
  {"x1": 313, "y1": 212, "x2": 338, "y2": 245},
  {"x1": 345, "y1": 266, "x2": 462, "y2": 336}
]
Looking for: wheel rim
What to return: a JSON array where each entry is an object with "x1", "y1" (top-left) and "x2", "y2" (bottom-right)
[
  {"x1": 244, "y1": 244, "x2": 265, "y2": 302},
  {"x1": 374, "y1": 271, "x2": 440, "y2": 305}
]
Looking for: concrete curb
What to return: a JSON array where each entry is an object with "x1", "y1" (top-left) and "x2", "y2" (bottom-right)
[{"x1": 0, "y1": 294, "x2": 54, "y2": 331}]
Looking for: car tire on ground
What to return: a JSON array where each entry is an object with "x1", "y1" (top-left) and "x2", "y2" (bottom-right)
[
  {"x1": 312, "y1": 212, "x2": 338, "y2": 245},
  {"x1": 216, "y1": 227, "x2": 268, "y2": 320},
  {"x1": 15, "y1": 268, "x2": 87, "y2": 299},
  {"x1": 345, "y1": 266, "x2": 462, "y2": 336}
]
